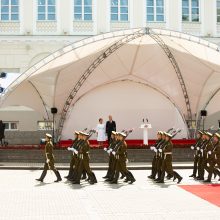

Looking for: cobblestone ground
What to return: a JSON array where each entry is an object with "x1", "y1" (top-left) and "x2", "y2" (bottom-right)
[{"x1": 0, "y1": 169, "x2": 219, "y2": 220}]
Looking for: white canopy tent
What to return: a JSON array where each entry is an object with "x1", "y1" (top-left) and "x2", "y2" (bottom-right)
[{"x1": 1, "y1": 28, "x2": 220, "y2": 140}]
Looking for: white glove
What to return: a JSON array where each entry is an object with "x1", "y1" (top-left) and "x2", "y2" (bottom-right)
[
  {"x1": 200, "y1": 149, "x2": 203, "y2": 153},
  {"x1": 107, "y1": 149, "x2": 111, "y2": 154},
  {"x1": 46, "y1": 159, "x2": 50, "y2": 163},
  {"x1": 159, "y1": 149, "x2": 162, "y2": 153},
  {"x1": 208, "y1": 151, "x2": 212, "y2": 155},
  {"x1": 104, "y1": 148, "x2": 107, "y2": 151},
  {"x1": 154, "y1": 149, "x2": 157, "y2": 153},
  {"x1": 74, "y1": 149, "x2": 78, "y2": 154},
  {"x1": 67, "y1": 147, "x2": 71, "y2": 151},
  {"x1": 112, "y1": 151, "x2": 116, "y2": 156},
  {"x1": 191, "y1": 146, "x2": 194, "y2": 150},
  {"x1": 150, "y1": 146, "x2": 155, "y2": 150},
  {"x1": 109, "y1": 148, "x2": 113, "y2": 152},
  {"x1": 197, "y1": 147, "x2": 200, "y2": 150}
]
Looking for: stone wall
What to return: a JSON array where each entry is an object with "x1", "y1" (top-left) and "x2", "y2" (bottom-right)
[
  {"x1": 0, "y1": 148, "x2": 194, "y2": 163},
  {"x1": 4, "y1": 130, "x2": 52, "y2": 145}
]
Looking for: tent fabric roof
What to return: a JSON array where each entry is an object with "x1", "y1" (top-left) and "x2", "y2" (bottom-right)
[{"x1": 1, "y1": 28, "x2": 220, "y2": 134}]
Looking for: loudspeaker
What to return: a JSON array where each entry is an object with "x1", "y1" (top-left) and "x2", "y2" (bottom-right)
[
  {"x1": 51, "y1": 107, "x2": 57, "y2": 114},
  {"x1": 200, "y1": 110, "x2": 207, "y2": 117}
]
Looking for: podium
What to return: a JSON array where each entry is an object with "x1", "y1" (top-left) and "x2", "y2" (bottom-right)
[{"x1": 140, "y1": 123, "x2": 152, "y2": 145}]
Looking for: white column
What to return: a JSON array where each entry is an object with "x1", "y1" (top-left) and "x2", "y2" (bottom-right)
[
  {"x1": 167, "y1": 0, "x2": 182, "y2": 31},
  {"x1": 96, "y1": 0, "x2": 110, "y2": 33},
  {"x1": 201, "y1": 0, "x2": 216, "y2": 37},
  {"x1": 22, "y1": 0, "x2": 34, "y2": 35},
  {"x1": 131, "y1": 0, "x2": 144, "y2": 28}
]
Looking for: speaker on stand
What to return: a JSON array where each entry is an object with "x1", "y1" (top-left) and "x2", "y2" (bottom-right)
[
  {"x1": 200, "y1": 110, "x2": 207, "y2": 131},
  {"x1": 51, "y1": 107, "x2": 58, "y2": 144}
]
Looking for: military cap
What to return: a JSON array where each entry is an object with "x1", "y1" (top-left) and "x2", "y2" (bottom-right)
[
  {"x1": 164, "y1": 132, "x2": 172, "y2": 138},
  {"x1": 198, "y1": 130, "x2": 203, "y2": 135},
  {"x1": 214, "y1": 133, "x2": 220, "y2": 139},
  {"x1": 46, "y1": 133, "x2": 52, "y2": 138},
  {"x1": 112, "y1": 131, "x2": 117, "y2": 135},
  {"x1": 119, "y1": 132, "x2": 127, "y2": 137},
  {"x1": 206, "y1": 132, "x2": 213, "y2": 137},
  {"x1": 157, "y1": 131, "x2": 163, "y2": 135},
  {"x1": 74, "y1": 131, "x2": 79, "y2": 135}
]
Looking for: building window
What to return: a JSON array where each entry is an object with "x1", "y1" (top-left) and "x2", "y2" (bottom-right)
[
  {"x1": 111, "y1": 0, "x2": 129, "y2": 21},
  {"x1": 4, "y1": 121, "x2": 18, "y2": 130},
  {"x1": 217, "y1": 0, "x2": 220, "y2": 22},
  {"x1": 38, "y1": 121, "x2": 53, "y2": 130},
  {"x1": 74, "y1": 0, "x2": 92, "y2": 21},
  {"x1": 37, "y1": 0, "x2": 56, "y2": 21},
  {"x1": 0, "y1": 0, "x2": 19, "y2": 21},
  {"x1": 182, "y1": 0, "x2": 199, "y2": 22},
  {"x1": 146, "y1": 0, "x2": 164, "y2": 22}
]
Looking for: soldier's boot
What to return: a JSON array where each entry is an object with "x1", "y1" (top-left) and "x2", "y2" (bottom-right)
[
  {"x1": 204, "y1": 172, "x2": 212, "y2": 183},
  {"x1": 36, "y1": 169, "x2": 47, "y2": 182},
  {"x1": 173, "y1": 171, "x2": 183, "y2": 184},
  {"x1": 81, "y1": 170, "x2": 87, "y2": 180},
  {"x1": 189, "y1": 164, "x2": 197, "y2": 178},
  {"x1": 54, "y1": 170, "x2": 62, "y2": 182},
  {"x1": 127, "y1": 171, "x2": 136, "y2": 184},
  {"x1": 155, "y1": 170, "x2": 161, "y2": 181},
  {"x1": 65, "y1": 169, "x2": 73, "y2": 179},
  {"x1": 103, "y1": 168, "x2": 111, "y2": 179},
  {"x1": 72, "y1": 172, "x2": 81, "y2": 184},
  {"x1": 110, "y1": 171, "x2": 119, "y2": 184},
  {"x1": 166, "y1": 173, "x2": 173, "y2": 180},
  {"x1": 68, "y1": 169, "x2": 77, "y2": 181},
  {"x1": 213, "y1": 169, "x2": 220, "y2": 179},
  {"x1": 120, "y1": 172, "x2": 126, "y2": 179},
  {"x1": 156, "y1": 172, "x2": 165, "y2": 183},
  {"x1": 89, "y1": 172, "x2": 97, "y2": 184},
  {"x1": 148, "y1": 167, "x2": 156, "y2": 179}
]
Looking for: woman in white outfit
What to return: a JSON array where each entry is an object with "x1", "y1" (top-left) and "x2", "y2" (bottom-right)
[{"x1": 96, "y1": 118, "x2": 106, "y2": 146}]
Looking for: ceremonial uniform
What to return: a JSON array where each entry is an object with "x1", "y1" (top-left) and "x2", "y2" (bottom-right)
[
  {"x1": 156, "y1": 133, "x2": 182, "y2": 184},
  {"x1": 204, "y1": 133, "x2": 220, "y2": 182},
  {"x1": 111, "y1": 133, "x2": 135, "y2": 184},
  {"x1": 65, "y1": 134, "x2": 84, "y2": 179},
  {"x1": 148, "y1": 131, "x2": 163, "y2": 180},
  {"x1": 36, "y1": 134, "x2": 62, "y2": 182},
  {"x1": 103, "y1": 132, "x2": 117, "y2": 179},
  {"x1": 189, "y1": 131, "x2": 203, "y2": 178},
  {"x1": 73, "y1": 133, "x2": 97, "y2": 184}
]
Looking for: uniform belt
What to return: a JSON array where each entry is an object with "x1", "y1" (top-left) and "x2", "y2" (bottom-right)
[{"x1": 164, "y1": 152, "x2": 172, "y2": 155}]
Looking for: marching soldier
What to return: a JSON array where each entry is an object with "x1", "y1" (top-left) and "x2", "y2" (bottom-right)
[
  {"x1": 72, "y1": 132, "x2": 97, "y2": 185},
  {"x1": 154, "y1": 132, "x2": 167, "y2": 181},
  {"x1": 197, "y1": 132, "x2": 212, "y2": 180},
  {"x1": 189, "y1": 130, "x2": 203, "y2": 178},
  {"x1": 204, "y1": 133, "x2": 220, "y2": 182},
  {"x1": 103, "y1": 131, "x2": 117, "y2": 179},
  {"x1": 156, "y1": 133, "x2": 182, "y2": 184},
  {"x1": 65, "y1": 131, "x2": 80, "y2": 179},
  {"x1": 36, "y1": 133, "x2": 62, "y2": 183},
  {"x1": 196, "y1": 132, "x2": 208, "y2": 180},
  {"x1": 148, "y1": 131, "x2": 163, "y2": 179},
  {"x1": 110, "y1": 132, "x2": 136, "y2": 184}
]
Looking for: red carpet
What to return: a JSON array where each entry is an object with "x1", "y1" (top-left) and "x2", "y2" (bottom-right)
[{"x1": 179, "y1": 184, "x2": 220, "y2": 207}]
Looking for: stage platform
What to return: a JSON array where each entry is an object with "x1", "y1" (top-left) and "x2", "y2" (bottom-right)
[{"x1": 0, "y1": 139, "x2": 196, "y2": 150}]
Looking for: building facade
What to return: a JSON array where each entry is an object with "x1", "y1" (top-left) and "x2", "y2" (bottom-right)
[{"x1": 1, "y1": 0, "x2": 220, "y2": 143}]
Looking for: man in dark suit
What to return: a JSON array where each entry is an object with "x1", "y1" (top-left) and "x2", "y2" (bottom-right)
[{"x1": 106, "y1": 115, "x2": 116, "y2": 143}]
